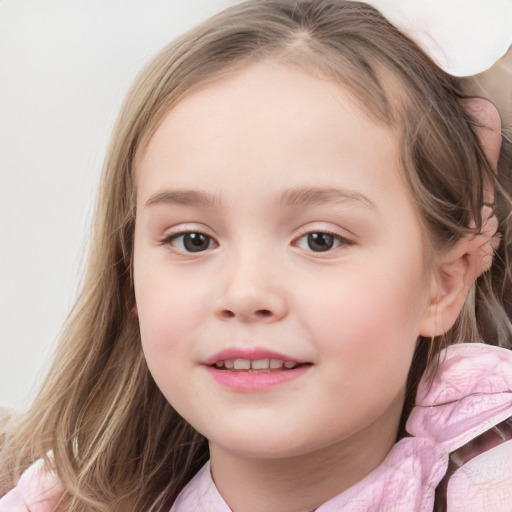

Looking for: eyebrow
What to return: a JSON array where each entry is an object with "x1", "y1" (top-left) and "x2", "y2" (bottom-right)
[
  {"x1": 145, "y1": 190, "x2": 216, "y2": 208},
  {"x1": 279, "y1": 186, "x2": 376, "y2": 210},
  {"x1": 144, "y1": 186, "x2": 375, "y2": 210}
]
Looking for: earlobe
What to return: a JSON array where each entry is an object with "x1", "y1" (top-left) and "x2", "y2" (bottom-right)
[{"x1": 420, "y1": 244, "x2": 472, "y2": 337}]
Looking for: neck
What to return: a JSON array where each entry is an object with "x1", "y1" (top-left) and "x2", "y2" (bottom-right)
[{"x1": 208, "y1": 400, "x2": 402, "y2": 512}]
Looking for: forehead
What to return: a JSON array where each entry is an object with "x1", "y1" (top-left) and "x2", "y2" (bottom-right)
[{"x1": 135, "y1": 61, "x2": 401, "y2": 198}]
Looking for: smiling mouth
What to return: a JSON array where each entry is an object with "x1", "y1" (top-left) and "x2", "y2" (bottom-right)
[{"x1": 211, "y1": 358, "x2": 309, "y2": 372}]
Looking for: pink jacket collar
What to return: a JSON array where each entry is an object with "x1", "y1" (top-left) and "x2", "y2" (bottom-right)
[
  {"x1": 171, "y1": 343, "x2": 512, "y2": 512},
  {"x1": 2, "y1": 343, "x2": 511, "y2": 512}
]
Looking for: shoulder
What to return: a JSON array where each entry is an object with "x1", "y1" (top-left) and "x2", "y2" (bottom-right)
[
  {"x1": 407, "y1": 343, "x2": 512, "y2": 448},
  {"x1": 407, "y1": 343, "x2": 512, "y2": 512},
  {"x1": 0, "y1": 458, "x2": 61, "y2": 512},
  {"x1": 442, "y1": 421, "x2": 512, "y2": 512}
]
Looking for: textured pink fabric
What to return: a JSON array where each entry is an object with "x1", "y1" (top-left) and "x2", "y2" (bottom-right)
[
  {"x1": 171, "y1": 343, "x2": 512, "y2": 512},
  {"x1": 407, "y1": 343, "x2": 512, "y2": 452},
  {"x1": 447, "y1": 440, "x2": 512, "y2": 511},
  {"x1": 2, "y1": 343, "x2": 511, "y2": 512},
  {"x1": 0, "y1": 458, "x2": 61, "y2": 512}
]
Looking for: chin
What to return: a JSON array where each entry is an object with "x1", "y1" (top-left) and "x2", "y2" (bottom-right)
[
  {"x1": 204, "y1": 421, "x2": 337, "y2": 461},
  {"x1": 213, "y1": 439, "x2": 311, "y2": 460}
]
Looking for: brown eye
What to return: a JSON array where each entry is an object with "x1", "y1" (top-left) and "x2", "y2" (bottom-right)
[
  {"x1": 183, "y1": 233, "x2": 211, "y2": 252},
  {"x1": 166, "y1": 232, "x2": 216, "y2": 253},
  {"x1": 294, "y1": 230, "x2": 352, "y2": 254},
  {"x1": 307, "y1": 233, "x2": 335, "y2": 252}
]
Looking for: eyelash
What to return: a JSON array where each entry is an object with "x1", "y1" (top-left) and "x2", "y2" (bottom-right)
[
  {"x1": 293, "y1": 229, "x2": 353, "y2": 253},
  {"x1": 159, "y1": 229, "x2": 353, "y2": 254},
  {"x1": 159, "y1": 231, "x2": 218, "y2": 253}
]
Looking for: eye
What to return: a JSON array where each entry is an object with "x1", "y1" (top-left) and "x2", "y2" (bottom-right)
[
  {"x1": 163, "y1": 232, "x2": 217, "y2": 253},
  {"x1": 295, "y1": 231, "x2": 350, "y2": 252}
]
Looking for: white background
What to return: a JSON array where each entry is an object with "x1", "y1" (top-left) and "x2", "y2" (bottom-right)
[{"x1": 0, "y1": 0, "x2": 239, "y2": 410}]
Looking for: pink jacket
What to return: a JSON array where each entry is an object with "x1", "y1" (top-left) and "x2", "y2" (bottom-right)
[{"x1": 2, "y1": 343, "x2": 511, "y2": 511}]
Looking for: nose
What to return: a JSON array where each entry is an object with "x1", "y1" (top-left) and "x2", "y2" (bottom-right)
[{"x1": 214, "y1": 250, "x2": 288, "y2": 323}]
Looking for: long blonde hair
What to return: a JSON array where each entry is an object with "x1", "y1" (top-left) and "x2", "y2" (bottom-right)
[{"x1": 2, "y1": 1, "x2": 511, "y2": 510}]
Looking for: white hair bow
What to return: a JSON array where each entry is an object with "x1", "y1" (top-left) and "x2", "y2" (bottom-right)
[
  {"x1": 365, "y1": 0, "x2": 512, "y2": 126},
  {"x1": 365, "y1": 0, "x2": 512, "y2": 76}
]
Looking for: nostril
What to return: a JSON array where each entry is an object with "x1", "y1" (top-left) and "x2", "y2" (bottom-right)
[
  {"x1": 218, "y1": 309, "x2": 273, "y2": 320},
  {"x1": 256, "y1": 309, "x2": 273, "y2": 318}
]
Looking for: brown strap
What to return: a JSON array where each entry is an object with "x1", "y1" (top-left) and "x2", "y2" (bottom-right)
[{"x1": 434, "y1": 417, "x2": 512, "y2": 512}]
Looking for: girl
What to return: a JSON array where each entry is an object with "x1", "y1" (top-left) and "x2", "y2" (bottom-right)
[{"x1": 1, "y1": 1, "x2": 511, "y2": 511}]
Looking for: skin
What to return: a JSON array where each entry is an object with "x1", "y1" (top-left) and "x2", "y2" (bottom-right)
[{"x1": 133, "y1": 61, "x2": 439, "y2": 512}]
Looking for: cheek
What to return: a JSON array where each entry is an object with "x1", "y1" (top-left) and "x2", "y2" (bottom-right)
[
  {"x1": 297, "y1": 258, "x2": 427, "y2": 386},
  {"x1": 134, "y1": 264, "x2": 204, "y2": 368},
  {"x1": 134, "y1": 272, "x2": 207, "y2": 415}
]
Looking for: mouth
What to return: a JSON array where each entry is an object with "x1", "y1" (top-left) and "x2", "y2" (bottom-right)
[
  {"x1": 205, "y1": 356, "x2": 312, "y2": 391},
  {"x1": 203, "y1": 349, "x2": 312, "y2": 390},
  {"x1": 211, "y1": 358, "x2": 310, "y2": 372}
]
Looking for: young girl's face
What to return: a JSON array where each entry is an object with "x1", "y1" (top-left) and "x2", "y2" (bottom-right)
[{"x1": 133, "y1": 62, "x2": 434, "y2": 462}]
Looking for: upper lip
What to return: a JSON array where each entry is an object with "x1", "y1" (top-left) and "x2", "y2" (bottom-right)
[{"x1": 203, "y1": 348, "x2": 307, "y2": 366}]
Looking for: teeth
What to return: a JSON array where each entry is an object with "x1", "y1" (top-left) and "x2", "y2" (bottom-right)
[
  {"x1": 233, "y1": 359, "x2": 251, "y2": 370},
  {"x1": 251, "y1": 359, "x2": 270, "y2": 370},
  {"x1": 213, "y1": 358, "x2": 301, "y2": 371}
]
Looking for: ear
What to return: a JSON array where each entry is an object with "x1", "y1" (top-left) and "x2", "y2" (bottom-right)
[
  {"x1": 419, "y1": 246, "x2": 469, "y2": 338},
  {"x1": 132, "y1": 301, "x2": 138, "y2": 317},
  {"x1": 419, "y1": 218, "x2": 498, "y2": 337},
  {"x1": 420, "y1": 98, "x2": 502, "y2": 337}
]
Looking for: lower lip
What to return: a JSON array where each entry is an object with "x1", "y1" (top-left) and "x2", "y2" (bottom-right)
[{"x1": 204, "y1": 365, "x2": 311, "y2": 392}]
